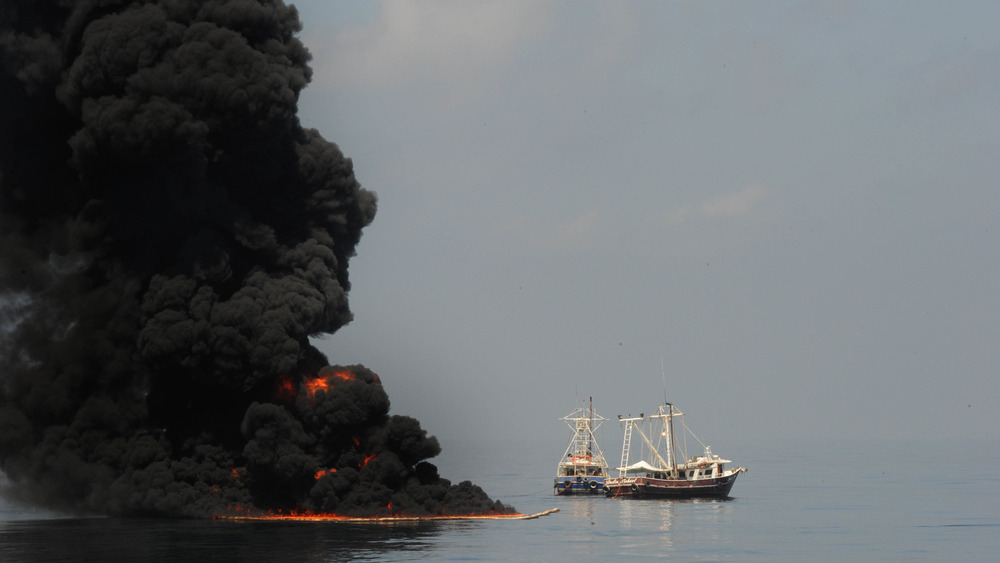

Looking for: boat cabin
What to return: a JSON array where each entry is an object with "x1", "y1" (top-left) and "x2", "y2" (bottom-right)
[{"x1": 558, "y1": 455, "x2": 605, "y2": 477}]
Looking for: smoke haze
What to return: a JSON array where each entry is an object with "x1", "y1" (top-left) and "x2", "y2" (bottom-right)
[{"x1": 0, "y1": 1, "x2": 511, "y2": 518}]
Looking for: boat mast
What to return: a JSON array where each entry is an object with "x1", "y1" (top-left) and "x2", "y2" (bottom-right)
[
  {"x1": 588, "y1": 396, "x2": 593, "y2": 456},
  {"x1": 660, "y1": 361, "x2": 678, "y2": 474},
  {"x1": 666, "y1": 403, "x2": 677, "y2": 474},
  {"x1": 560, "y1": 404, "x2": 608, "y2": 471}
]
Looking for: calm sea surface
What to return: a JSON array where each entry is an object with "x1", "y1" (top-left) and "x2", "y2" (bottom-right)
[{"x1": 2, "y1": 438, "x2": 998, "y2": 561}]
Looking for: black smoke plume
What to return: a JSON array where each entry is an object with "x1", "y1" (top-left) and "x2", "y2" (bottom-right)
[{"x1": 0, "y1": 1, "x2": 512, "y2": 518}]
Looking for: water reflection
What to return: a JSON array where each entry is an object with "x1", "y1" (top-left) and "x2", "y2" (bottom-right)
[
  {"x1": 559, "y1": 496, "x2": 597, "y2": 522},
  {"x1": 612, "y1": 496, "x2": 737, "y2": 555},
  {"x1": 0, "y1": 517, "x2": 449, "y2": 562}
]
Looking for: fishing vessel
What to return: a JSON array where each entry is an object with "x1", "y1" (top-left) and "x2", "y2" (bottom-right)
[
  {"x1": 604, "y1": 403, "x2": 746, "y2": 499},
  {"x1": 553, "y1": 399, "x2": 610, "y2": 495}
]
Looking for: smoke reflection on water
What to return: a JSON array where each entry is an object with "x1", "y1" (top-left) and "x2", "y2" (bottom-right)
[{"x1": 0, "y1": 517, "x2": 447, "y2": 562}]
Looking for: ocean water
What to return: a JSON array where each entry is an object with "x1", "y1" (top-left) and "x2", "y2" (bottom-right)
[{"x1": 2, "y1": 438, "x2": 998, "y2": 561}]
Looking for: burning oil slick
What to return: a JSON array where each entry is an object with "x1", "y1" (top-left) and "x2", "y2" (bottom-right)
[{"x1": 0, "y1": 1, "x2": 513, "y2": 518}]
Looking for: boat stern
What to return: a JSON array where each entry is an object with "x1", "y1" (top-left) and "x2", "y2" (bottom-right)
[{"x1": 554, "y1": 475, "x2": 607, "y2": 495}]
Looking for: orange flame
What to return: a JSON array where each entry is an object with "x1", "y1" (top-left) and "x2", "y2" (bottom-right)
[
  {"x1": 215, "y1": 494, "x2": 534, "y2": 521},
  {"x1": 214, "y1": 507, "x2": 531, "y2": 521},
  {"x1": 303, "y1": 370, "x2": 357, "y2": 400},
  {"x1": 360, "y1": 453, "x2": 377, "y2": 468},
  {"x1": 304, "y1": 377, "x2": 329, "y2": 396},
  {"x1": 219, "y1": 508, "x2": 375, "y2": 521},
  {"x1": 328, "y1": 370, "x2": 356, "y2": 382},
  {"x1": 314, "y1": 468, "x2": 337, "y2": 480},
  {"x1": 275, "y1": 374, "x2": 296, "y2": 402}
]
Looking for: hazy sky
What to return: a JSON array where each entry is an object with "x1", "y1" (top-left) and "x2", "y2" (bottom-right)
[{"x1": 293, "y1": 1, "x2": 999, "y2": 458}]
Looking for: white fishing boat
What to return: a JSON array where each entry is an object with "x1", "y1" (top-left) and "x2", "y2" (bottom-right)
[
  {"x1": 604, "y1": 403, "x2": 746, "y2": 499},
  {"x1": 553, "y1": 399, "x2": 610, "y2": 495}
]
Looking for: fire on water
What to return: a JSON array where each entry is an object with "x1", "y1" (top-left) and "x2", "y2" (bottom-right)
[{"x1": 214, "y1": 508, "x2": 559, "y2": 522}]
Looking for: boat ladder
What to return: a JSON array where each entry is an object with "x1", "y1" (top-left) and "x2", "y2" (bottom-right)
[{"x1": 619, "y1": 420, "x2": 634, "y2": 477}]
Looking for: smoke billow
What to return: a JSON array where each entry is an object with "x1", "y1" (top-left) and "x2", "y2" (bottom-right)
[{"x1": 0, "y1": 1, "x2": 512, "y2": 518}]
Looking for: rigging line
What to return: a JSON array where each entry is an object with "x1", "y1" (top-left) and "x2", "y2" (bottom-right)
[
  {"x1": 680, "y1": 418, "x2": 708, "y2": 449},
  {"x1": 514, "y1": 488, "x2": 557, "y2": 498}
]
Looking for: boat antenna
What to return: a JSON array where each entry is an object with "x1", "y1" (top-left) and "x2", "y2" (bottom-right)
[{"x1": 661, "y1": 356, "x2": 667, "y2": 404}]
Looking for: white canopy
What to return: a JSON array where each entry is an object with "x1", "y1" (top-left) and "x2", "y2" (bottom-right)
[{"x1": 614, "y1": 460, "x2": 664, "y2": 474}]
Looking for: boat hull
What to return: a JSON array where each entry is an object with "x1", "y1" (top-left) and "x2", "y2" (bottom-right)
[
  {"x1": 554, "y1": 477, "x2": 606, "y2": 495},
  {"x1": 604, "y1": 472, "x2": 740, "y2": 499}
]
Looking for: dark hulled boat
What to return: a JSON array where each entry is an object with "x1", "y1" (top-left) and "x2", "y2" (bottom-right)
[{"x1": 604, "y1": 403, "x2": 746, "y2": 499}]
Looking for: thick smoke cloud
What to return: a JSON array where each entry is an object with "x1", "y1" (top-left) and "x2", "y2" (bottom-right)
[{"x1": 0, "y1": 1, "x2": 512, "y2": 518}]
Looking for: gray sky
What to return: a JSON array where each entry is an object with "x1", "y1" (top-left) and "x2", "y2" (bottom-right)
[{"x1": 294, "y1": 1, "x2": 999, "y2": 456}]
